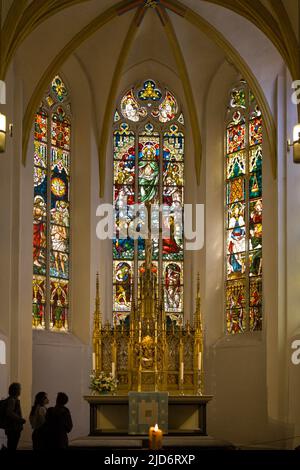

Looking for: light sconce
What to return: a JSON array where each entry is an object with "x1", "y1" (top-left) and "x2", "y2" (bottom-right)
[
  {"x1": 287, "y1": 124, "x2": 300, "y2": 163},
  {"x1": 0, "y1": 113, "x2": 13, "y2": 153},
  {"x1": 0, "y1": 112, "x2": 6, "y2": 153}
]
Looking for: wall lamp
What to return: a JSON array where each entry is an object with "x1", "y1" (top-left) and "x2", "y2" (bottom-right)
[
  {"x1": 287, "y1": 124, "x2": 300, "y2": 163},
  {"x1": 0, "y1": 113, "x2": 6, "y2": 153},
  {"x1": 0, "y1": 112, "x2": 13, "y2": 153},
  {"x1": 0, "y1": 81, "x2": 13, "y2": 153}
]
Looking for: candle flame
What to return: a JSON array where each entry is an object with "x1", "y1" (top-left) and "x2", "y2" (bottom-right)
[{"x1": 154, "y1": 424, "x2": 158, "y2": 431}]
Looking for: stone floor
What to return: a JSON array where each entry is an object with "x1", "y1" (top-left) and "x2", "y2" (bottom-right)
[{"x1": 69, "y1": 434, "x2": 235, "y2": 450}]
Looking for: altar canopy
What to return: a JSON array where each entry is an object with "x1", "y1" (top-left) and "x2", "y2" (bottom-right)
[{"x1": 92, "y1": 265, "x2": 204, "y2": 394}]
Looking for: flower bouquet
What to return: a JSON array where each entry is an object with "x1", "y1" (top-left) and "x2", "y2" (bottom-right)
[{"x1": 90, "y1": 371, "x2": 118, "y2": 394}]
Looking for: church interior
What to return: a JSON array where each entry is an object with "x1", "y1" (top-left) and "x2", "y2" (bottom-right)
[{"x1": 0, "y1": 0, "x2": 300, "y2": 451}]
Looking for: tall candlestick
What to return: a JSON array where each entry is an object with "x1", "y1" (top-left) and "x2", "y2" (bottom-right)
[
  {"x1": 198, "y1": 351, "x2": 202, "y2": 370},
  {"x1": 112, "y1": 361, "x2": 115, "y2": 378},
  {"x1": 92, "y1": 352, "x2": 96, "y2": 371},
  {"x1": 180, "y1": 362, "x2": 184, "y2": 381}
]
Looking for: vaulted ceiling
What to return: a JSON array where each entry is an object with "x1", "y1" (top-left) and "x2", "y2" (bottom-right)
[
  {"x1": 0, "y1": 0, "x2": 299, "y2": 194},
  {"x1": 1, "y1": 0, "x2": 298, "y2": 81}
]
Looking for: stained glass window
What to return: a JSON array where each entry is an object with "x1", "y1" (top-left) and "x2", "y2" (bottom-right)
[
  {"x1": 32, "y1": 75, "x2": 71, "y2": 331},
  {"x1": 225, "y1": 79, "x2": 262, "y2": 334},
  {"x1": 113, "y1": 80, "x2": 184, "y2": 325}
]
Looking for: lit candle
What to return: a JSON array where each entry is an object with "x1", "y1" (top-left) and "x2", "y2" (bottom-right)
[
  {"x1": 180, "y1": 362, "x2": 184, "y2": 381},
  {"x1": 112, "y1": 361, "x2": 115, "y2": 378},
  {"x1": 149, "y1": 424, "x2": 163, "y2": 450},
  {"x1": 92, "y1": 352, "x2": 96, "y2": 371},
  {"x1": 149, "y1": 426, "x2": 155, "y2": 448},
  {"x1": 198, "y1": 351, "x2": 202, "y2": 370}
]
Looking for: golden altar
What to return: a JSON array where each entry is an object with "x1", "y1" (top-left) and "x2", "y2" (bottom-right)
[
  {"x1": 84, "y1": 394, "x2": 213, "y2": 436},
  {"x1": 92, "y1": 236, "x2": 205, "y2": 394},
  {"x1": 88, "y1": 232, "x2": 210, "y2": 435}
]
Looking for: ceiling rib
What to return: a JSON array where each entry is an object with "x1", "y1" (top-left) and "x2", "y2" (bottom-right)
[{"x1": 97, "y1": 5, "x2": 146, "y2": 197}]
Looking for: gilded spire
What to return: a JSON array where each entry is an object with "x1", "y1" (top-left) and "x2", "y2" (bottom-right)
[
  {"x1": 139, "y1": 201, "x2": 158, "y2": 321},
  {"x1": 131, "y1": 296, "x2": 136, "y2": 318},
  {"x1": 160, "y1": 275, "x2": 164, "y2": 312},
  {"x1": 194, "y1": 272, "x2": 202, "y2": 331},
  {"x1": 160, "y1": 275, "x2": 166, "y2": 327},
  {"x1": 92, "y1": 272, "x2": 102, "y2": 374},
  {"x1": 93, "y1": 272, "x2": 101, "y2": 332},
  {"x1": 96, "y1": 272, "x2": 100, "y2": 310},
  {"x1": 144, "y1": 201, "x2": 152, "y2": 271},
  {"x1": 130, "y1": 296, "x2": 136, "y2": 329}
]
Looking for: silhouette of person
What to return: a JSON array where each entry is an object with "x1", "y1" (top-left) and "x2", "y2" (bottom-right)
[
  {"x1": 4, "y1": 383, "x2": 26, "y2": 450},
  {"x1": 44, "y1": 392, "x2": 73, "y2": 449},
  {"x1": 29, "y1": 391, "x2": 49, "y2": 450}
]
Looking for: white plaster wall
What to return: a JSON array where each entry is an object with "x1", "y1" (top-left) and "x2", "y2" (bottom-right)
[
  {"x1": 1, "y1": 0, "x2": 14, "y2": 25},
  {"x1": 183, "y1": 0, "x2": 285, "y2": 121},
  {"x1": 283, "y1": 0, "x2": 300, "y2": 39},
  {"x1": 288, "y1": 330, "x2": 300, "y2": 448},
  {"x1": 286, "y1": 69, "x2": 300, "y2": 447},
  {"x1": 265, "y1": 74, "x2": 287, "y2": 426},
  {"x1": 0, "y1": 67, "x2": 13, "y2": 342},
  {"x1": 0, "y1": 332, "x2": 8, "y2": 449},
  {"x1": 13, "y1": 0, "x2": 120, "y2": 110},
  {"x1": 285, "y1": 74, "x2": 300, "y2": 339},
  {"x1": 0, "y1": 63, "x2": 15, "y2": 449},
  {"x1": 0, "y1": 60, "x2": 33, "y2": 445},
  {"x1": 32, "y1": 331, "x2": 90, "y2": 440}
]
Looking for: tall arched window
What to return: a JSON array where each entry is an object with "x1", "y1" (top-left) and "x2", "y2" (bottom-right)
[
  {"x1": 32, "y1": 75, "x2": 71, "y2": 331},
  {"x1": 113, "y1": 79, "x2": 184, "y2": 325},
  {"x1": 225, "y1": 79, "x2": 263, "y2": 334}
]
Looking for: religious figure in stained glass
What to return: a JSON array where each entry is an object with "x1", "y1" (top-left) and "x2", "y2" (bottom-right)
[
  {"x1": 113, "y1": 79, "x2": 184, "y2": 325},
  {"x1": 33, "y1": 195, "x2": 47, "y2": 272},
  {"x1": 32, "y1": 75, "x2": 71, "y2": 331},
  {"x1": 225, "y1": 79, "x2": 263, "y2": 333},
  {"x1": 151, "y1": 91, "x2": 178, "y2": 122}
]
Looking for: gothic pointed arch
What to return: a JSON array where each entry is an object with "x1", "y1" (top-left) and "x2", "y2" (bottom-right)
[
  {"x1": 32, "y1": 74, "x2": 71, "y2": 331},
  {"x1": 225, "y1": 79, "x2": 263, "y2": 334},
  {"x1": 113, "y1": 79, "x2": 184, "y2": 325}
]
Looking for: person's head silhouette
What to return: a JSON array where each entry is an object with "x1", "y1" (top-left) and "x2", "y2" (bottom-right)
[
  {"x1": 56, "y1": 392, "x2": 68, "y2": 406},
  {"x1": 8, "y1": 382, "x2": 21, "y2": 398}
]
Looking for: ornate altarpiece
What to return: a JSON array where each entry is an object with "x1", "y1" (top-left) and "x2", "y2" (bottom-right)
[{"x1": 92, "y1": 239, "x2": 205, "y2": 395}]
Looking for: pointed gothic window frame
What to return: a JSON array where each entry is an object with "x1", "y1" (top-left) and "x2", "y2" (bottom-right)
[
  {"x1": 224, "y1": 79, "x2": 263, "y2": 334},
  {"x1": 112, "y1": 79, "x2": 185, "y2": 326},
  {"x1": 32, "y1": 74, "x2": 71, "y2": 332}
]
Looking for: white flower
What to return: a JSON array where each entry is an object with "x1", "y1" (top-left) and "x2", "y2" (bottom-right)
[{"x1": 90, "y1": 371, "x2": 118, "y2": 393}]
